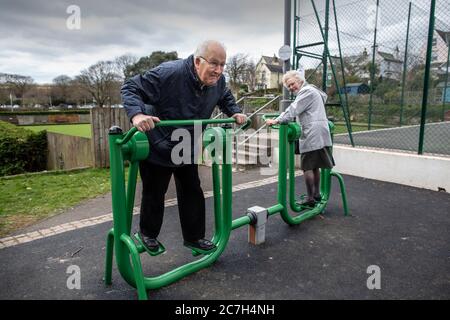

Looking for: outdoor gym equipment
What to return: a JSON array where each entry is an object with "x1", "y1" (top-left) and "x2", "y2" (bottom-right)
[
  {"x1": 261, "y1": 113, "x2": 348, "y2": 222},
  {"x1": 104, "y1": 115, "x2": 348, "y2": 300}
]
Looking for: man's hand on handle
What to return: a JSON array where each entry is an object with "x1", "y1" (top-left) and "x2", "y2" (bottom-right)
[
  {"x1": 232, "y1": 113, "x2": 247, "y2": 125},
  {"x1": 132, "y1": 114, "x2": 161, "y2": 132}
]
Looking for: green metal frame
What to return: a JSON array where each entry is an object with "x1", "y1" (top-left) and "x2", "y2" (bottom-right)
[
  {"x1": 262, "y1": 114, "x2": 348, "y2": 221},
  {"x1": 104, "y1": 115, "x2": 348, "y2": 300}
]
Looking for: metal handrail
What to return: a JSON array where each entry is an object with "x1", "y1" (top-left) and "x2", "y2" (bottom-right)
[
  {"x1": 235, "y1": 96, "x2": 281, "y2": 145},
  {"x1": 212, "y1": 96, "x2": 245, "y2": 119},
  {"x1": 246, "y1": 95, "x2": 281, "y2": 120},
  {"x1": 238, "y1": 123, "x2": 267, "y2": 146}
]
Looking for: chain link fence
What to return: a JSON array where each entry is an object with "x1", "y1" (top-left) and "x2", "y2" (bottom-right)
[{"x1": 294, "y1": 0, "x2": 450, "y2": 156}]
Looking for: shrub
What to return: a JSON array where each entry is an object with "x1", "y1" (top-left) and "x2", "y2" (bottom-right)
[{"x1": 0, "y1": 121, "x2": 47, "y2": 176}]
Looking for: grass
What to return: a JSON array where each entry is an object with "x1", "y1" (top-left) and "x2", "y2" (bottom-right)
[
  {"x1": 24, "y1": 124, "x2": 91, "y2": 138},
  {"x1": 0, "y1": 168, "x2": 111, "y2": 237}
]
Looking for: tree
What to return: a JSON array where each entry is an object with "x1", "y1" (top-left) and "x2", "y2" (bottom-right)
[
  {"x1": 241, "y1": 61, "x2": 257, "y2": 93},
  {"x1": 125, "y1": 51, "x2": 179, "y2": 78},
  {"x1": 52, "y1": 75, "x2": 72, "y2": 105},
  {"x1": 114, "y1": 54, "x2": 138, "y2": 80},
  {"x1": 76, "y1": 60, "x2": 122, "y2": 107},
  {"x1": 3, "y1": 73, "x2": 35, "y2": 106},
  {"x1": 226, "y1": 53, "x2": 256, "y2": 95}
]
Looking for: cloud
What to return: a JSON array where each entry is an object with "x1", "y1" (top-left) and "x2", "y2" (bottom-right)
[{"x1": 0, "y1": 0, "x2": 284, "y2": 83}]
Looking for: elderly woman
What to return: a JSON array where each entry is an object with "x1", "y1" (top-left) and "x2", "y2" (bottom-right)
[{"x1": 266, "y1": 70, "x2": 335, "y2": 208}]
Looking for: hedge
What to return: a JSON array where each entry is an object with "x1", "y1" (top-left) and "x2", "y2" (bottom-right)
[
  {"x1": 0, "y1": 110, "x2": 90, "y2": 116},
  {"x1": 0, "y1": 121, "x2": 47, "y2": 176}
]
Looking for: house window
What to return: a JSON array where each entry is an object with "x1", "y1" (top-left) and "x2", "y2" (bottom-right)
[
  {"x1": 432, "y1": 54, "x2": 438, "y2": 61},
  {"x1": 432, "y1": 38, "x2": 437, "y2": 46}
]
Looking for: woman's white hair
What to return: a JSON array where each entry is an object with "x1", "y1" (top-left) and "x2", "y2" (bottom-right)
[
  {"x1": 282, "y1": 70, "x2": 305, "y2": 87},
  {"x1": 194, "y1": 40, "x2": 226, "y2": 58}
]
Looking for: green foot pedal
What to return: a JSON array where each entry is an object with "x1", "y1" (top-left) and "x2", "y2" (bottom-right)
[
  {"x1": 134, "y1": 233, "x2": 166, "y2": 256},
  {"x1": 184, "y1": 243, "x2": 217, "y2": 256}
]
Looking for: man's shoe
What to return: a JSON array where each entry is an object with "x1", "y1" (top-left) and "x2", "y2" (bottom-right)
[
  {"x1": 139, "y1": 232, "x2": 160, "y2": 252},
  {"x1": 184, "y1": 239, "x2": 217, "y2": 254}
]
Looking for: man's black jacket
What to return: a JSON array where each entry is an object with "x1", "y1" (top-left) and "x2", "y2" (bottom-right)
[{"x1": 121, "y1": 54, "x2": 241, "y2": 166}]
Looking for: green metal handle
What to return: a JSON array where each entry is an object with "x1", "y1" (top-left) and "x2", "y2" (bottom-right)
[
  {"x1": 261, "y1": 113, "x2": 280, "y2": 121},
  {"x1": 116, "y1": 118, "x2": 250, "y2": 145},
  {"x1": 262, "y1": 113, "x2": 281, "y2": 129}
]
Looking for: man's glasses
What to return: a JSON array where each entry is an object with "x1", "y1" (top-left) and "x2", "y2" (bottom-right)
[{"x1": 199, "y1": 56, "x2": 226, "y2": 70}]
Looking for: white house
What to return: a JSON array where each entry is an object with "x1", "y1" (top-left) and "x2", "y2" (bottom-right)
[
  {"x1": 255, "y1": 55, "x2": 283, "y2": 90},
  {"x1": 346, "y1": 47, "x2": 403, "y2": 81}
]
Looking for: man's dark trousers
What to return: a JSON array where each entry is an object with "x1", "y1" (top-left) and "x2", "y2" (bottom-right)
[{"x1": 138, "y1": 161, "x2": 205, "y2": 242}]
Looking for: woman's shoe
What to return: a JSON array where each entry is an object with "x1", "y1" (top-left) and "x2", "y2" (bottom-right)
[{"x1": 299, "y1": 199, "x2": 316, "y2": 208}]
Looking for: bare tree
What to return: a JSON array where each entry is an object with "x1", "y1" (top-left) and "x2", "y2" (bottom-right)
[
  {"x1": 242, "y1": 60, "x2": 257, "y2": 92},
  {"x1": 76, "y1": 60, "x2": 121, "y2": 107},
  {"x1": 52, "y1": 75, "x2": 72, "y2": 105},
  {"x1": 226, "y1": 53, "x2": 251, "y2": 94},
  {"x1": 4, "y1": 73, "x2": 35, "y2": 106},
  {"x1": 114, "y1": 54, "x2": 138, "y2": 80}
]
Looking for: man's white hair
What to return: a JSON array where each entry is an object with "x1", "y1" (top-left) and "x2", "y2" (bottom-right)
[
  {"x1": 282, "y1": 70, "x2": 305, "y2": 87},
  {"x1": 194, "y1": 40, "x2": 226, "y2": 58}
]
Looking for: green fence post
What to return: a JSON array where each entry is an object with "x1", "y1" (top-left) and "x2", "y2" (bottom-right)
[
  {"x1": 442, "y1": 33, "x2": 449, "y2": 121},
  {"x1": 418, "y1": 0, "x2": 436, "y2": 154},
  {"x1": 368, "y1": 0, "x2": 380, "y2": 131},
  {"x1": 322, "y1": 0, "x2": 330, "y2": 91},
  {"x1": 399, "y1": 2, "x2": 412, "y2": 127}
]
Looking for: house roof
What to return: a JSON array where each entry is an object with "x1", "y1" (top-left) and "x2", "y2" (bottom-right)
[
  {"x1": 377, "y1": 51, "x2": 402, "y2": 63},
  {"x1": 436, "y1": 29, "x2": 450, "y2": 44},
  {"x1": 266, "y1": 64, "x2": 283, "y2": 73},
  {"x1": 262, "y1": 55, "x2": 282, "y2": 66}
]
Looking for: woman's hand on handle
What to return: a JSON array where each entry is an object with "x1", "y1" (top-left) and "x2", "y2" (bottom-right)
[
  {"x1": 265, "y1": 119, "x2": 279, "y2": 126},
  {"x1": 131, "y1": 114, "x2": 161, "y2": 132}
]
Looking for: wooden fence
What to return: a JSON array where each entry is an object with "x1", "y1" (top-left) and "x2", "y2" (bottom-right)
[
  {"x1": 90, "y1": 107, "x2": 131, "y2": 168},
  {"x1": 47, "y1": 132, "x2": 93, "y2": 170}
]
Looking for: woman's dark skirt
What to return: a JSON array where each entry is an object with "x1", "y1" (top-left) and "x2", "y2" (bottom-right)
[{"x1": 299, "y1": 146, "x2": 335, "y2": 171}]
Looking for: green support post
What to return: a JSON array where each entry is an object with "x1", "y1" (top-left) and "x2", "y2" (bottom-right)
[
  {"x1": 442, "y1": 33, "x2": 449, "y2": 121},
  {"x1": 368, "y1": 0, "x2": 380, "y2": 131},
  {"x1": 400, "y1": 2, "x2": 412, "y2": 127},
  {"x1": 322, "y1": 0, "x2": 330, "y2": 91},
  {"x1": 418, "y1": 0, "x2": 436, "y2": 154}
]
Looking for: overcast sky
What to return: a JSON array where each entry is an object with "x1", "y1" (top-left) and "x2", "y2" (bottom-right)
[
  {"x1": 0, "y1": 0, "x2": 446, "y2": 84},
  {"x1": 0, "y1": 0, "x2": 289, "y2": 84}
]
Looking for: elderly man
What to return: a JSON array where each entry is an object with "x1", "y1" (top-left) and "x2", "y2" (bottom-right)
[
  {"x1": 121, "y1": 40, "x2": 246, "y2": 254},
  {"x1": 266, "y1": 70, "x2": 334, "y2": 208}
]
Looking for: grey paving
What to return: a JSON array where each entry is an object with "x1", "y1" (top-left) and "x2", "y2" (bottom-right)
[{"x1": 1, "y1": 172, "x2": 449, "y2": 300}]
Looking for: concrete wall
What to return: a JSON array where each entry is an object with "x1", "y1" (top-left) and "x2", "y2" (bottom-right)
[{"x1": 333, "y1": 145, "x2": 450, "y2": 192}]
